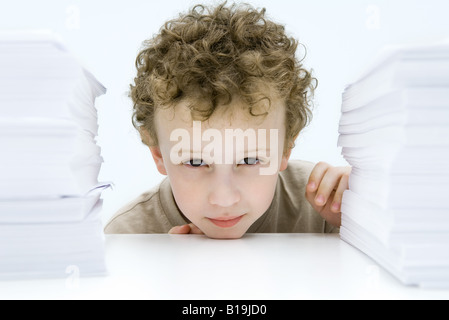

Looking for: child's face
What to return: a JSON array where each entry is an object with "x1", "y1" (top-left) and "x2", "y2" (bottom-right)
[{"x1": 150, "y1": 96, "x2": 291, "y2": 239}]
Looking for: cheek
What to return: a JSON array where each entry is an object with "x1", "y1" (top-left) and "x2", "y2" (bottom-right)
[
  {"x1": 240, "y1": 174, "x2": 278, "y2": 215},
  {"x1": 167, "y1": 167, "x2": 205, "y2": 219}
]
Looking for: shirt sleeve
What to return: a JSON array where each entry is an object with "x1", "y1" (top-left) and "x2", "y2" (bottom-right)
[
  {"x1": 104, "y1": 190, "x2": 173, "y2": 234},
  {"x1": 324, "y1": 221, "x2": 340, "y2": 234}
]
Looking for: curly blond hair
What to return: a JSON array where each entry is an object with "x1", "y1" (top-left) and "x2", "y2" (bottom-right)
[{"x1": 130, "y1": 2, "x2": 316, "y2": 154}]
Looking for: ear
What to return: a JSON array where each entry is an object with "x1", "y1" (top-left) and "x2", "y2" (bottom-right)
[
  {"x1": 149, "y1": 146, "x2": 168, "y2": 176},
  {"x1": 279, "y1": 147, "x2": 292, "y2": 172},
  {"x1": 140, "y1": 128, "x2": 167, "y2": 176},
  {"x1": 139, "y1": 128, "x2": 152, "y2": 146},
  {"x1": 280, "y1": 134, "x2": 298, "y2": 172}
]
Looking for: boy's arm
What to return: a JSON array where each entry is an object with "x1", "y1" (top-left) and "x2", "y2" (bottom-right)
[
  {"x1": 169, "y1": 224, "x2": 204, "y2": 235},
  {"x1": 305, "y1": 162, "x2": 352, "y2": 228}
]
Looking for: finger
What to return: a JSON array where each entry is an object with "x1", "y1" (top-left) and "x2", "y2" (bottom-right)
[
  {"x1": 188, "y1": 223, "x2": 204, "y2": 235},
  {"x1": 331, "y1": 173, "x2": 350, "y2": 213},
  {"x1": 305, "y1": 185, "x2": 318, "y2": 209},
  {"x1": 314, "y1": 168, "x2": 345, "y2": 207},
  {"x1": 307, "y1": 162, "x2": 330, "y2": 193},
  {"x1": 168, "y1": 224, "x2": 191, "y2": 234}
]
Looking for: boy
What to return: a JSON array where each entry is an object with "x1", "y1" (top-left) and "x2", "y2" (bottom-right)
[{"x1": 105, "y1": 2, "x2": 351, "y2": 239}]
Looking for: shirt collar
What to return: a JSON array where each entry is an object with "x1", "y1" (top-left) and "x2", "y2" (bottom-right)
[{"x1": 158, "y1": 177, "x2": 192, "y2": 226}]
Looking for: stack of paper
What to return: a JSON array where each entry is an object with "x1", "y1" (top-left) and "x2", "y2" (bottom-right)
[
  {"x1": 0, "y1": 30, "x2": 108, "y2": 279},
  {"x1": 338, "y1": 41, "x2": 449, "y2": 288}
]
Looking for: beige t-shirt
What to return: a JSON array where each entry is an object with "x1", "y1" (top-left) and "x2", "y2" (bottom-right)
[{"x1": 104, "y1": 160, "x2": 340, "y2": 234}]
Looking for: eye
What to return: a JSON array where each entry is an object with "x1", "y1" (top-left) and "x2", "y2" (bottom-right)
[
  {"x1": 184, "y1": 159, "x2": 207, "y2": 168},
  {"x1": 238, "y1": 157, "x2": 260, "y2": 165}
]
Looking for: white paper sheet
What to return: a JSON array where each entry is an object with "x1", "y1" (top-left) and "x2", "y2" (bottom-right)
[
  {"x1": 339, "y1": 40, "x2": 449, "y2": 288},
  {"x1": 0, "y1": 30, "x2": 108, "y2": 280}
]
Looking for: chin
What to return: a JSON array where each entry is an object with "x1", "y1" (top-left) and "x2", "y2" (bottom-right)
[{"x1": 203, "y1": 228, "x2": 247, "y2": 240}]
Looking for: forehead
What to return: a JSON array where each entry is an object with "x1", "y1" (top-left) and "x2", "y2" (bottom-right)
[{"x1": 155, "y1": 95, "x2": 286, "y2": 137}]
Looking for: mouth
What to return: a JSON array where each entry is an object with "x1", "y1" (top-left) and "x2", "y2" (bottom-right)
[{"x1": 207, "y1": 215, "x2": 245, "y2": 228}]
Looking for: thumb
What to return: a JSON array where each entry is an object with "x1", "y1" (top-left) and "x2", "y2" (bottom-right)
[
  {"x1": 168, "y1": 224, "x2": 191, "y2": 234},
  {"x1": 188, "y1": 223, "x2": 204, "y2": 235}
]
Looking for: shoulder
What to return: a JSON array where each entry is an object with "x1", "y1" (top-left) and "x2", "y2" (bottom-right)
[
  {"x1": 279, "y1": 159, "x2": 315, "y2": 185},
  {"x1": 275, "y1": 159, "x2": 327, "y2": 232},
  {"x1": 279, "y1": 160, "x2": 339, "y2": 233},
  {"x1": 275, "y1": 159, "x2": 315, "y2": 214},
  {"x1": 104, "y1": 182, "x2": 171, "y2": 234}
]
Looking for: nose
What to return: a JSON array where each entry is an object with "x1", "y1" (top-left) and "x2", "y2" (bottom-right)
[{"x1": 208, "y1": 167, "x2": 241, "y2": 208}]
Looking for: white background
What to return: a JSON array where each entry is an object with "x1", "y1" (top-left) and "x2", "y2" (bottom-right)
[{"x1": 1, "y1": 0, "x2": 449, "y2": 225}]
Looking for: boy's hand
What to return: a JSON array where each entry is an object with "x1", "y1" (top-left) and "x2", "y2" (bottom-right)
[
  {"x1": 168, "y1": 223, "x2": 204, "y2": 235},
  {"x1": 305, "y1": 162, "x2": 351, "y2": 228}
]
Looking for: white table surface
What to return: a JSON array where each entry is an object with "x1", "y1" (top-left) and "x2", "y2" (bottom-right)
[{"x1": 1, "y1": 233, "x2": 448, "y2": 300}]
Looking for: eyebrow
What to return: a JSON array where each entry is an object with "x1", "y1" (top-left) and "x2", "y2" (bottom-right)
[{"x1": 178, "y1": 148, "x2": 271, "y2": 152}]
